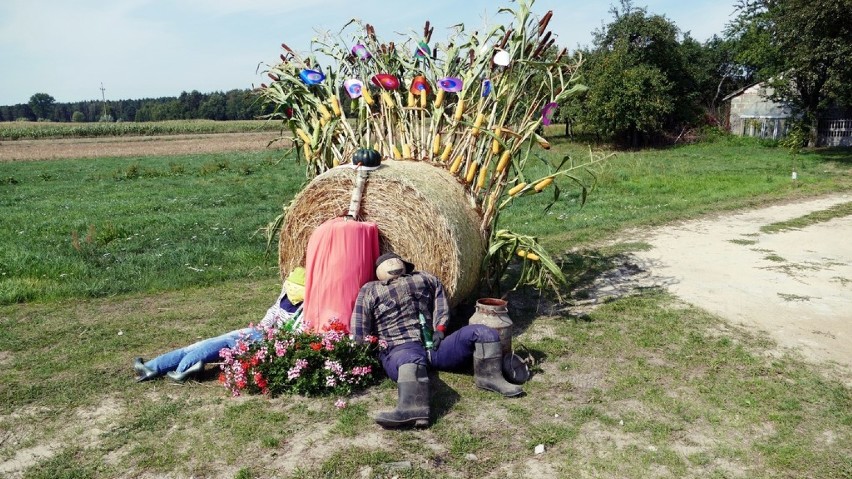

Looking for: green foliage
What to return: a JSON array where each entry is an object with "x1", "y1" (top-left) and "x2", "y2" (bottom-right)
[
  {"x1": 28, "y1": 92, "x2": 56, "y2": 120},
  {"x1": 728, "y1": 0, "x2": 852, "y2": 141},
  {"x1": 71, "y1": 111, "x2": 85, "y2": 122},
  {"x1": 569, "y1": 1, "x2": 706, "y2": 145}
]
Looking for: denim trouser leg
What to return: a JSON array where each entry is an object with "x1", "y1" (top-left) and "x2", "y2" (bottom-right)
[{"x1": 145, "y1": 327, "x2": 262, "y2": 375}]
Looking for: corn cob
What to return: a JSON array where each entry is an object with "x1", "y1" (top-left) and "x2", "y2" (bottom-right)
[
  {"x1": 465, "y1": 162, "x2": 478, "y2": 183},
  {"x1": 536, "y1": 134, "x2": 551, "y2": 149},
  {"x1": 362, "y1": 87, "x2": 375, "y2": 106},
  {"x1": 392, "y1": 145, "x2": 402, "y2": 159},
  {"x1": 330, "y1": 96, "x2": 341, "y2": 116},
  {"x1": 534, "y1": 177, "x2": 553, "y2": 192},
  {"x1": 432, "y1": 134, "x2": 441, "y2": 156},
  {"x1": 407, "y1": 91, "x2": 416, "y2": 108},
  {"x1": 476, "y1": 163, "x2": 489, "y2": 189},
  {"x1": 332, "y1": 157, "x2": 340, "y2": 167},
  {"x1": 495, "y1": 150, "x2": 511, "y2": 174},
  {"x1": 402, "y1": 143, "x2": 412, "y2": 159},
  {"x1": 508, "y1": 182, "x2": 527, "y2": 196},
  {"x1": 318, "y1": 104, "x2": 332, "y2": 121},
  {"x1": 440, "y1": 143, "x2": 453, "y2": 162},
  {"x1": 302, "y1": 143, "x2": 312, "y2": 161},
  {"x1": 454, "y1": 98, "x2": 465, "y2": 121},
  {"x1": 382, "y1": 92, "x2": 394, "y2": 109},
  {"x1": 295, "y1": 128, "x2": 311, "y2": 145},
  {"x1": 471, "y1": 113, "x2": 485, "y2": 137},
  {"x1": 434, "y1": 89, "x2": 445, "y2": 108},
  {"x1": 420, "y1": 90, "x2": 427, "y2": 108},
  {"x1": 450, "y1": 155, "x2": 464, "y2": 174},
  {"x1": 491, "y1": 127, "x2": 502, "y2": 155},
  {"x1": 517, "y1": 250, "x2": 540, "y2": 261}
]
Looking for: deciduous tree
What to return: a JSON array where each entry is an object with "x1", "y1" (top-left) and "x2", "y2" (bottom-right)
[
  {"x1": 728, "y1": 0, "x2": 852, "y2": 144},
  {"x1": 28, "y1": 93, "x2": 55, "y2": 120}
]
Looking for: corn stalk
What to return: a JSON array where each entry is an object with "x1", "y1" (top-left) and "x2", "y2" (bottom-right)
[{"x1": 256, "y1": 0, "x2": 609, "y2": 296}]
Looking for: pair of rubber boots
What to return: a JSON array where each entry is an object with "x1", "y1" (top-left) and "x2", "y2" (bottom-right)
[
  {"x1": 375, "y1": 341, "x2": 523, "y2": 428},
  {"x1": 134, "y1": 358, "x2": 204, "y2": 383}
]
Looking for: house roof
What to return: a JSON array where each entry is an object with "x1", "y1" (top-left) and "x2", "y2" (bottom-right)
[{"x1": 722, "y1": 82, "x2": 760, "y2": 103}]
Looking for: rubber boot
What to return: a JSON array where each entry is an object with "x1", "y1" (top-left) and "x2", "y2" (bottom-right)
[
  {"x1": 474, "y1": 342, "x2": 524, "y2": 397},
  {"x1": 165, "y1": 361, "x2": 204, "y2": 383},
  {"x1": 375, "y1": 363, "x2": 430, "y2": 428},
  {"x1": 134, "y1": 358, "x2": 158, "y2": 383}
]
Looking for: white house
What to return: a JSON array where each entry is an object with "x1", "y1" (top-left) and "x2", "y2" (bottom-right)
[{"x1": 724, "y1": 82, "x2": 851, "y2": 147}]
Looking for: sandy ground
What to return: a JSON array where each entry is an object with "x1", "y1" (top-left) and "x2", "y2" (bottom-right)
[{"x1": 626, "y1": 194, "x2": 852, "y2": 378}]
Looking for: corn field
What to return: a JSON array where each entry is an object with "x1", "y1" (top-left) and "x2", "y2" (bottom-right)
[{"x1": 0, "y1": 120, "x2": 281, "y2": 141}]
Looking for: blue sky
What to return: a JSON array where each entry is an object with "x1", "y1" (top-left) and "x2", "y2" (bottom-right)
[{"x1": 0, "y1": 0, "x2": 737, "y2": 105}]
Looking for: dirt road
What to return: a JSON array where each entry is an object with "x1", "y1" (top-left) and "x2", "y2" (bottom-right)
[
  {"x1": 0, "y1": 132, "x2": 289, "y2": 162},
  {"x1": 628, "y1": 194, "x2": 852, "y2": 377}
]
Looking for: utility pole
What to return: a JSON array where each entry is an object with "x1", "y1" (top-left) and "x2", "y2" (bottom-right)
[{"x1": 100, "y1": 82, "x2": 108, "y2": 119}]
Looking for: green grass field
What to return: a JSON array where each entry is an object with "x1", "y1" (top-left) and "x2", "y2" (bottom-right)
[
  {"x1": 2, "y1": 135, "x2": 849, "y2": 305},
  {"x1": 1, "y1": 134, "x2": 850, "y2": 478},
  {"x1": 0, "y1": 150, "x2": 304, "y2": 304}
]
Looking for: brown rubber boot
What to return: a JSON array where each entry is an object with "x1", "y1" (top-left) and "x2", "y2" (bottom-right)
[
  {"x1": 375, "y1": 363, "x2": 430, "y2": 428},
  {"x1": 474, "y1": 342, "x2": 524, "y2": 397}
]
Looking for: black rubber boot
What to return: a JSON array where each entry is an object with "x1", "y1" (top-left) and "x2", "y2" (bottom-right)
[
  {"x1": 375, "y1": 363, "x2": 430, "y2": 428},
  {"x1": 474, "y1": 342, "x2": 524, "y2": 397}
]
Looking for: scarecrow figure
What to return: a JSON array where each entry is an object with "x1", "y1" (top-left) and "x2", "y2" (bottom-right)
[
  {"x1": 351, "y1": 253, "x2": 522, "y2": 428},
  {"x1": 133, "y1": 267, "x2": 306, "y2": 383}
]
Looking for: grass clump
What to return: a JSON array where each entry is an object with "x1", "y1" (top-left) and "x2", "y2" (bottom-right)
[{"x1": 761, "y1": 201, "x2": 852, "y2": 234}]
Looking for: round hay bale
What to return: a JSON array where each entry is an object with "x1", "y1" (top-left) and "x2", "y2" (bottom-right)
[{"x1": 279, "y1": 160, "x2": 485, "y2": 306}]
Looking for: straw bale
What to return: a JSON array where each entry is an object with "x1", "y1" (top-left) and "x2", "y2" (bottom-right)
[{"x1": 279, "y1": 160, "x2": 485, "y2": 306}]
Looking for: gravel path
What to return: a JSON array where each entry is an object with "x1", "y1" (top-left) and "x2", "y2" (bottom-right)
[{"x1": 629, "y1": 194, "x2": 852, "y2": 377}]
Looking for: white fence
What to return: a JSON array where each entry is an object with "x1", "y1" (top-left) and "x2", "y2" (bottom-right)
[{"x1": 817, "y1": 119, "x2": 852, "y2": 147}]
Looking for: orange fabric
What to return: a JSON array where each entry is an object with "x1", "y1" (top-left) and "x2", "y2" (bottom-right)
[{"x1": 302, "y1": 217, "x2": 379, "y2": 334}]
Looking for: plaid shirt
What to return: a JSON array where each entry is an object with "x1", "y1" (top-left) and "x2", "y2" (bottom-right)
[{"x1": 350, "y1": 271, "x2": 449, "y2": 348}]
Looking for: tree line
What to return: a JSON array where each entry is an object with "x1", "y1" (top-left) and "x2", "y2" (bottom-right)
[
  {"x1": 1, "y1": 89, "x2": 273, "y2": 123},
  {"x1": 5, "y1": 0, "x2": 850, "y2": 147}
]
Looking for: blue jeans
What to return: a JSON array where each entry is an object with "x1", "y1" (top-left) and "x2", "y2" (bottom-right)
[
  {"x1": 143, "y1": 327, "x2": 262, "y2": 375},
  {"x1": 379, "y1": 324, "x2": 499, "y2": 382}
]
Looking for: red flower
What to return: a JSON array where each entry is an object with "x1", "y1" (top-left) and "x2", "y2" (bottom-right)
[
  {"x1": 310, "y1": 342, "x2": 322, "y2": 351},
  {"x1": 328, "y1": 321, "x2": 347, "y2": 333},
  {"x1": 254, "y1": 372, "x2": 268, "y2": 389}
]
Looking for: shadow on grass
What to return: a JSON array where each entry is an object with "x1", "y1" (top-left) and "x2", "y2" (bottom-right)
[
  {"x1": 456, "y1": 244, "x2": 657, "y2": 340},
  {"x1": 430, "y1": 372, "x2": 462, "y2": 423},
  {"x1": 802, "y1": 147, "x2": 852, "y2": 164}
]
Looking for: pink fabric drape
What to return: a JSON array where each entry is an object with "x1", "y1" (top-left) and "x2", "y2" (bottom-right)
[{"x1": 302, "y1": 217, "x2": 379, "y2": 334}]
